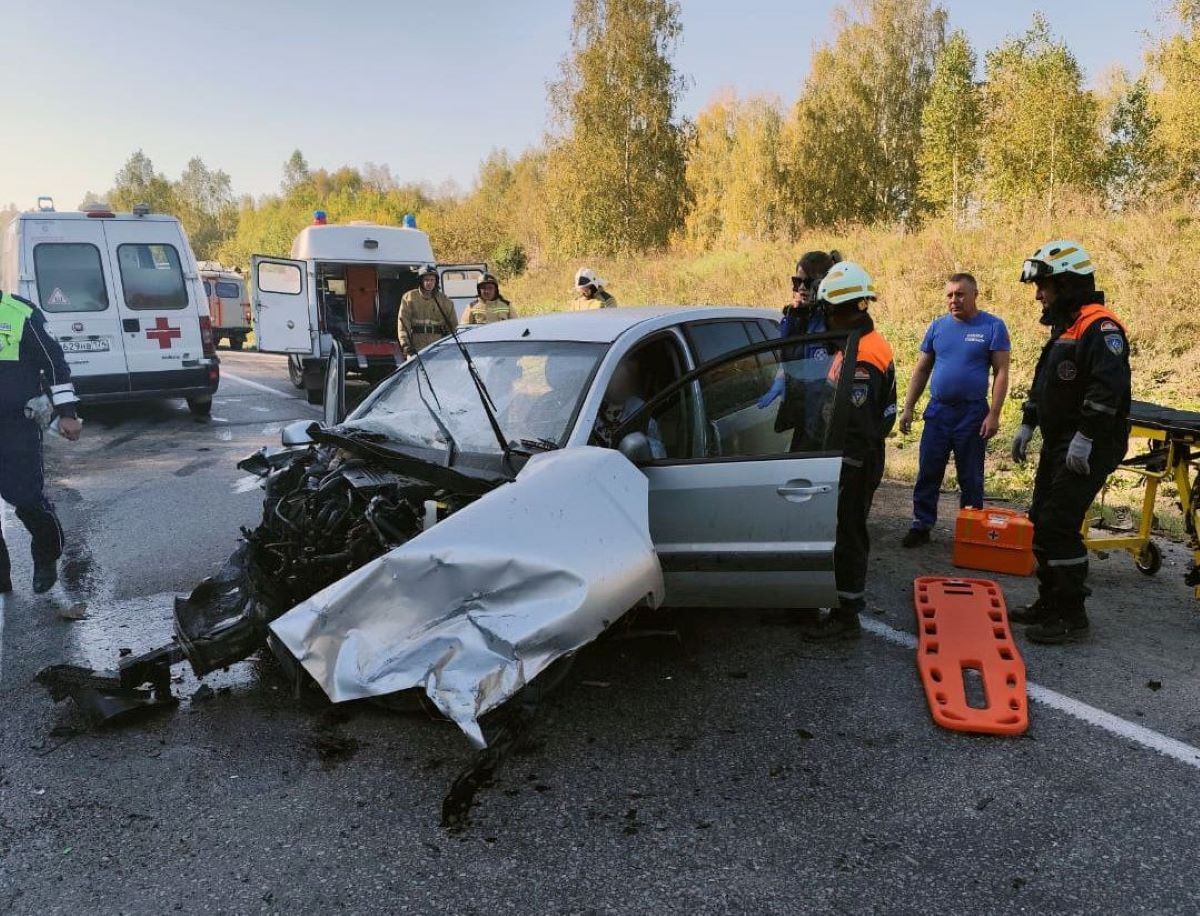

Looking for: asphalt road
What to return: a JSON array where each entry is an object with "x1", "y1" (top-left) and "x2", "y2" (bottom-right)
[{"x1": 3, "y1": 350, "x2": 1200, "y2": 914}]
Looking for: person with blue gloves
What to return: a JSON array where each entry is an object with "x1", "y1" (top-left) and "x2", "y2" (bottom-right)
[
  {"x1": 1008, "y1": 241, "x2": 1130, "y2": 645},
  {"x1": 898, "y1": 273, "x2": 1010, "y2": 547},
  {"x1": 758, "y1": 250, "x2": 840, "y2": 451}
]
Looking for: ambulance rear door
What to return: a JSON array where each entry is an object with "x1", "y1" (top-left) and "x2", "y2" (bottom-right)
[
  {"x1": 437, "y1": 263, "x2": 487, "y2": 321},
  {"x1": 103, "y1": 219, "x2": 207, "y2": 391},
  {"x1": 252, "y1": 256, "x2": 317, "y2": 355},
  {"x1": 22, "y1": 216, "x2": 130, "y2": 394}
]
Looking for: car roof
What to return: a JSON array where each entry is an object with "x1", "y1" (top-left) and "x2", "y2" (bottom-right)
[{"x1": 460, "y1": 305, "x2": 773, "y2": 344}]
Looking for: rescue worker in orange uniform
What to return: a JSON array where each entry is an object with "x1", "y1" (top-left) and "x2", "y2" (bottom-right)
[
  {"x1": 801, "y1": 262, "x2": 897, "y2": 640},
  {"x1": 463, "y1": 273, "x2": 515, "y2": 325},
  {"x1": 397, "y1": 265, "x2": 457, "y2": 358},
  {"x1": 1009, "y1": 241, "x2": 1131, "y2": 644}
]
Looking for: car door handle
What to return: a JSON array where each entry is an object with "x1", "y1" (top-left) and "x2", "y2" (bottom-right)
[{"x1": 777, "y1": 482, "x2": 833, "y2": 503}]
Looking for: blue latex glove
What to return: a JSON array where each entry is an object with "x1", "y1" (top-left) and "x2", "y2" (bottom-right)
[
  {"x1": 757, "y1": 376, "x2": 786, "y2": 410},
  {"x1": 1065, "y1": 432, "x2": 1093, "y2": 475},
  {"x1": 1010, "y1": 424, "x2": 1034, "y2": 463}
]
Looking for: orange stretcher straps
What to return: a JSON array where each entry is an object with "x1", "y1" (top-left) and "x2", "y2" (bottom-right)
[{"x1": 913, "y1": 576, "x2": 1028, "y2": 736}]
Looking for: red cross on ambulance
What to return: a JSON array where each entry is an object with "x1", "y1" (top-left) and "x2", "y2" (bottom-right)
[{"x1": 145, "y1": 316, "x2": 182, "y2": 349}]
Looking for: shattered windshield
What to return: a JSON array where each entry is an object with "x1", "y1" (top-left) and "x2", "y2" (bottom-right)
[{"x1": 347, "y1": 340, "x2": 607, "y2": 454}]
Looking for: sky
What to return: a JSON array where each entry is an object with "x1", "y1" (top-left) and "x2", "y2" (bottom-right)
[{"x1": 0, "y1": 0, "x2": 1172, "y2": 210}]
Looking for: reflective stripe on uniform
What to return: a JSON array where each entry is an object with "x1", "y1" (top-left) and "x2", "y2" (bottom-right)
[{"x1": 1083, "y1": 399, "x2": 1116, "y2": 415}]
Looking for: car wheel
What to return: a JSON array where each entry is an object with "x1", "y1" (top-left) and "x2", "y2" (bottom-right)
[
  {"x1": 230, "y1": 335, "x2": 245, "y2": 351},
  {"x1": 288, "y1": 355, "x2": 305, "y2": 388},
  {"x1": 187, "y1": 395, "x2": 213, "y2": 417}
]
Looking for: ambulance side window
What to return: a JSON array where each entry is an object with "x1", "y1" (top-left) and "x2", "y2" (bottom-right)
[
  {"x1": 117, "y1": 244, "x2": 188, "y2": 310},
  {"x1": 33, "y1": 243, "x2": 110, "y2": 313}
]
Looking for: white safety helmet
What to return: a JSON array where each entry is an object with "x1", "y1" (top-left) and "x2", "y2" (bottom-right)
[
  {"x1": 575, "y1": 267, "x2": 604, "y2": 290},
  {"x1": 817, "y1": 261, "x2": 877, "y2": 310},
  {"x1": 1019, "y1": 240, "x2": 1094, "y2": 283}
]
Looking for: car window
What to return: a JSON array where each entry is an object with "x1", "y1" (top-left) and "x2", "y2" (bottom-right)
[
  {"x1": 686, "y1": 320, "x2": 753, "y2": 363},
  {"x1": 349, "y1": 340, "x2": 607, "y2": 456},
  {"x1": 214, "y1": 280, "x2": 242, "y2": 300},
  {"x1": 117, "y1": 244, "x2": 188, "y2": 310},
  {"x1": 620, "y1": 337, "x2": 847, "y2": 461},
  {"x1": 34, "y1": 243, "x2": 109, "y2": 313},
  {"x1": 259, "y1": 261, "x2": 303, "y2": 295},
  {"x1": 440, "y1": 268, "x2": 484, "y2": 299}
]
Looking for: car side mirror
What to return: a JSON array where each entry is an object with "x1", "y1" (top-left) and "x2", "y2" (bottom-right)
[
  {"x1": 618, "y1": 431, "x2": 653, "y2": 464},
  {"x1": 280, "y1": 420, "x2": 316, "y2": 447}
]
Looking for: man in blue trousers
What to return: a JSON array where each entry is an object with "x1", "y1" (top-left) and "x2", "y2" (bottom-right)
[{"x1": 898, "y1": 273, "x2": 1010, "y2": 547}]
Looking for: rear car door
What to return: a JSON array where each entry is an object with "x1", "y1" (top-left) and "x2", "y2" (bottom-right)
[
  {"x1": 252, "y1": 256, "x2": 316, "y2": 354},
  {"x1": 437, "y1": 263, "x2": 487, "y2": 320},
  {"x1": 24, "y1": 218, "x2": 128, "y2": 394},
  {"x1": 615, "y1": 333, "x2": 857, "y2": 609},
  {"x1": 105, "y1": 221, "x2": 206, "y2": 389}
]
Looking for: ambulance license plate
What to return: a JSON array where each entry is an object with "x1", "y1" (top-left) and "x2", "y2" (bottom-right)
[{"x1": 60, "y1": 339, "x2": 110, "y2": 353}]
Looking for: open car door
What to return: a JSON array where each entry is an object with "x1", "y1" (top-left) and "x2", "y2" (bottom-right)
[
  {"x1": 614, "y1": 332, "x2": 857, "y2": 609},
  {"x1": 251, "y1": 255, "x2": 316, "y2": 355},
  {"x1": 437, "y1": 263, "x2": 488, "y2": 321}
]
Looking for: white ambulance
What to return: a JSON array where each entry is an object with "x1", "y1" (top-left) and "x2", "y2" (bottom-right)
[
  {"x1": 251, "y1": 214, "x2": 484, "y2": 403},
  {"x1": 1, "y1": 199, "x2": 220, "y2": 415}
]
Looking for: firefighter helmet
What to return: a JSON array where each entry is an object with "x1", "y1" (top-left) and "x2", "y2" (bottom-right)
[
  {"x1": 1019, "y1": 240, "x2": 1095, "y2": 283},
  {"x1": 817, "y1": 261, "x2": 877, "y2": 310}
]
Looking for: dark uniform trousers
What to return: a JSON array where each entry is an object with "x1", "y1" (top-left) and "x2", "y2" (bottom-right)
[
  {"x1": 1028, "y1": 433, "x2": 1125, "y2": 610},
  {"x1": 835, "y1": 450, "x2": 885, "y2": 613},
  {"x1": 0, "y1": 414, "x2": 64, "y2": 579}
]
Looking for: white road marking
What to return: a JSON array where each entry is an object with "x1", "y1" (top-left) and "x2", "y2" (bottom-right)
[
  {"x1": 861, "y1": 616, "x2": 1200, "y2": 771},
  {"x1": 222, "y1": 371, "x2": 319, "y2": 410}
]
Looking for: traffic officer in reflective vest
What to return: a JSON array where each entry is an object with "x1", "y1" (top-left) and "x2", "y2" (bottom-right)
[
  {"x1": 801, "y1": 262, "x2": 897, "y2": 640},
  {"x1": 1009, "y1": 241, "x2": 1131, "y2": 644},
  {"x1": 463, "y1": 273, "x2": 516, "y2": 325},
  {"x1": 397, "y1": 265, "x2": 458, "y2": 358},
  {"x1": 0, "y1": 291, "x2": 82, "y2": 594}
]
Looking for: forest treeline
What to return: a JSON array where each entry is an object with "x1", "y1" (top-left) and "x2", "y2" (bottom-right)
[{"x1": 19, "y1": 0, "x2": 1200, "y2": 282}]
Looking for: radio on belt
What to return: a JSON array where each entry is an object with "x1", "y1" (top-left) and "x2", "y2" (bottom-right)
[{"x1": 953, "y1": 507, "x2": 1036, "y2": 577}]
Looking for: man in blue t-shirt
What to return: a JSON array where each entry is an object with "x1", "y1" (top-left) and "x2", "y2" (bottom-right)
[{"x1": 898, "y1": 273, "x2": 1011, "y2": 546}]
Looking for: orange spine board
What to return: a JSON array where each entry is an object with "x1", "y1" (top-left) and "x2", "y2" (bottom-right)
[{"x1": 913, "y1": 576, "x2": 1029, "y2": 736}]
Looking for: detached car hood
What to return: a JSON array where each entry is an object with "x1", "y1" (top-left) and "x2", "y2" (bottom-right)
[{"x1": 269, "y1": 447, "x2": 664, "y2": 747}]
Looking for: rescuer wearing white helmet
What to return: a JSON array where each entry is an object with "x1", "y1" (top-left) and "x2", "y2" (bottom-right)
[
  {"x1": 397, "y1": 264, "x2": 458, "y2": 358},
  {"x1": 570, "y1": 268, "x2": 617, "y2": 311},
  {"x1": 1009, "y1": 240, "x2": 1131, "y2": 645},
  {"x1": 799, "y1": 261, "x2": 897, "y2": 640}
]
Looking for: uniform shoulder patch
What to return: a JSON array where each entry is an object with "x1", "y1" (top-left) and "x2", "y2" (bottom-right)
[
  {"x1": 1105, "y1": 334, "x2": 1125, "y2": 355},
  {"x1": 851, "y1": 385, "x2": 869, "y2": 407},
  {"x1": 1057, "y1": 360, "x2": 1078, "y2": 381},
  {"x1": 853, "y1": 367, "x2": 871, "y2": 380},
  {"x1": 1099, "y1": 320, "x2": 1120, "y2": 332}
]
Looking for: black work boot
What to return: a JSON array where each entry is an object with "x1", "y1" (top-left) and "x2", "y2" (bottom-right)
[
  {"x1": 800, "y1": 607, "x2": 862, "y2": 641},
  {"x1": 901, "y1": 528, "x2": 931, "y2": 548},
  {"x1": 32, "y1": 561, "x2": 58, "y2": 595},
  {"x1": 1009, "y1": 597, "x2": 1054, "y2": 626},
  {"x1": 1026, "y1": 609, "x2": 1090, "y2": 645}
]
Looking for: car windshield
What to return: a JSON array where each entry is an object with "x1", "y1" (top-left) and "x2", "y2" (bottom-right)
[{"x1": 346, "y1": 340, "x2": 607, "y2": 456}]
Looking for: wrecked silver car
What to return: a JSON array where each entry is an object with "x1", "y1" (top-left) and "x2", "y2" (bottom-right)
[{"x1": 41, "y1": 307, "x2": 860, "y2": 749}]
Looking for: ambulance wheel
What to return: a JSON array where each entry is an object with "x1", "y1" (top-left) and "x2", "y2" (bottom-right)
[
  {"x1": 187, "y1": 395, "x2": 213, "y2": 417},
  {"x1": 1135, "y1": 540, "x2": 1162, "y2": 576},
  {"x1": 288, "y1": 356, "x2": 305, "y2": 388},
  {"x1": 230, "y1": 335, "x2": 245, "y2": 351}
]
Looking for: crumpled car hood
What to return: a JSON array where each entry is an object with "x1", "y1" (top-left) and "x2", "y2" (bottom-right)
[{"x1": 269, "y1": 447, "x2": 664, "y2": 747}]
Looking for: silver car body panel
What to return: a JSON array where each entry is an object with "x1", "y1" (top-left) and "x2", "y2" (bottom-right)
[{"x1": 269, "y1": 447, "x2": 664, "y2": 747}]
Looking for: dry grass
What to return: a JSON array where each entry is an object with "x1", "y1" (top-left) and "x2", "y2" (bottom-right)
[{"x1": 505, "y1": 205, "x2": 1200, "y2": 528}]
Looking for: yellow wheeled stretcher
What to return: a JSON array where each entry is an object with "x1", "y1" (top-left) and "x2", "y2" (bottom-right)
[{"x1": 1083, "y1": 400, "x2": 1200, "y2": 599}]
